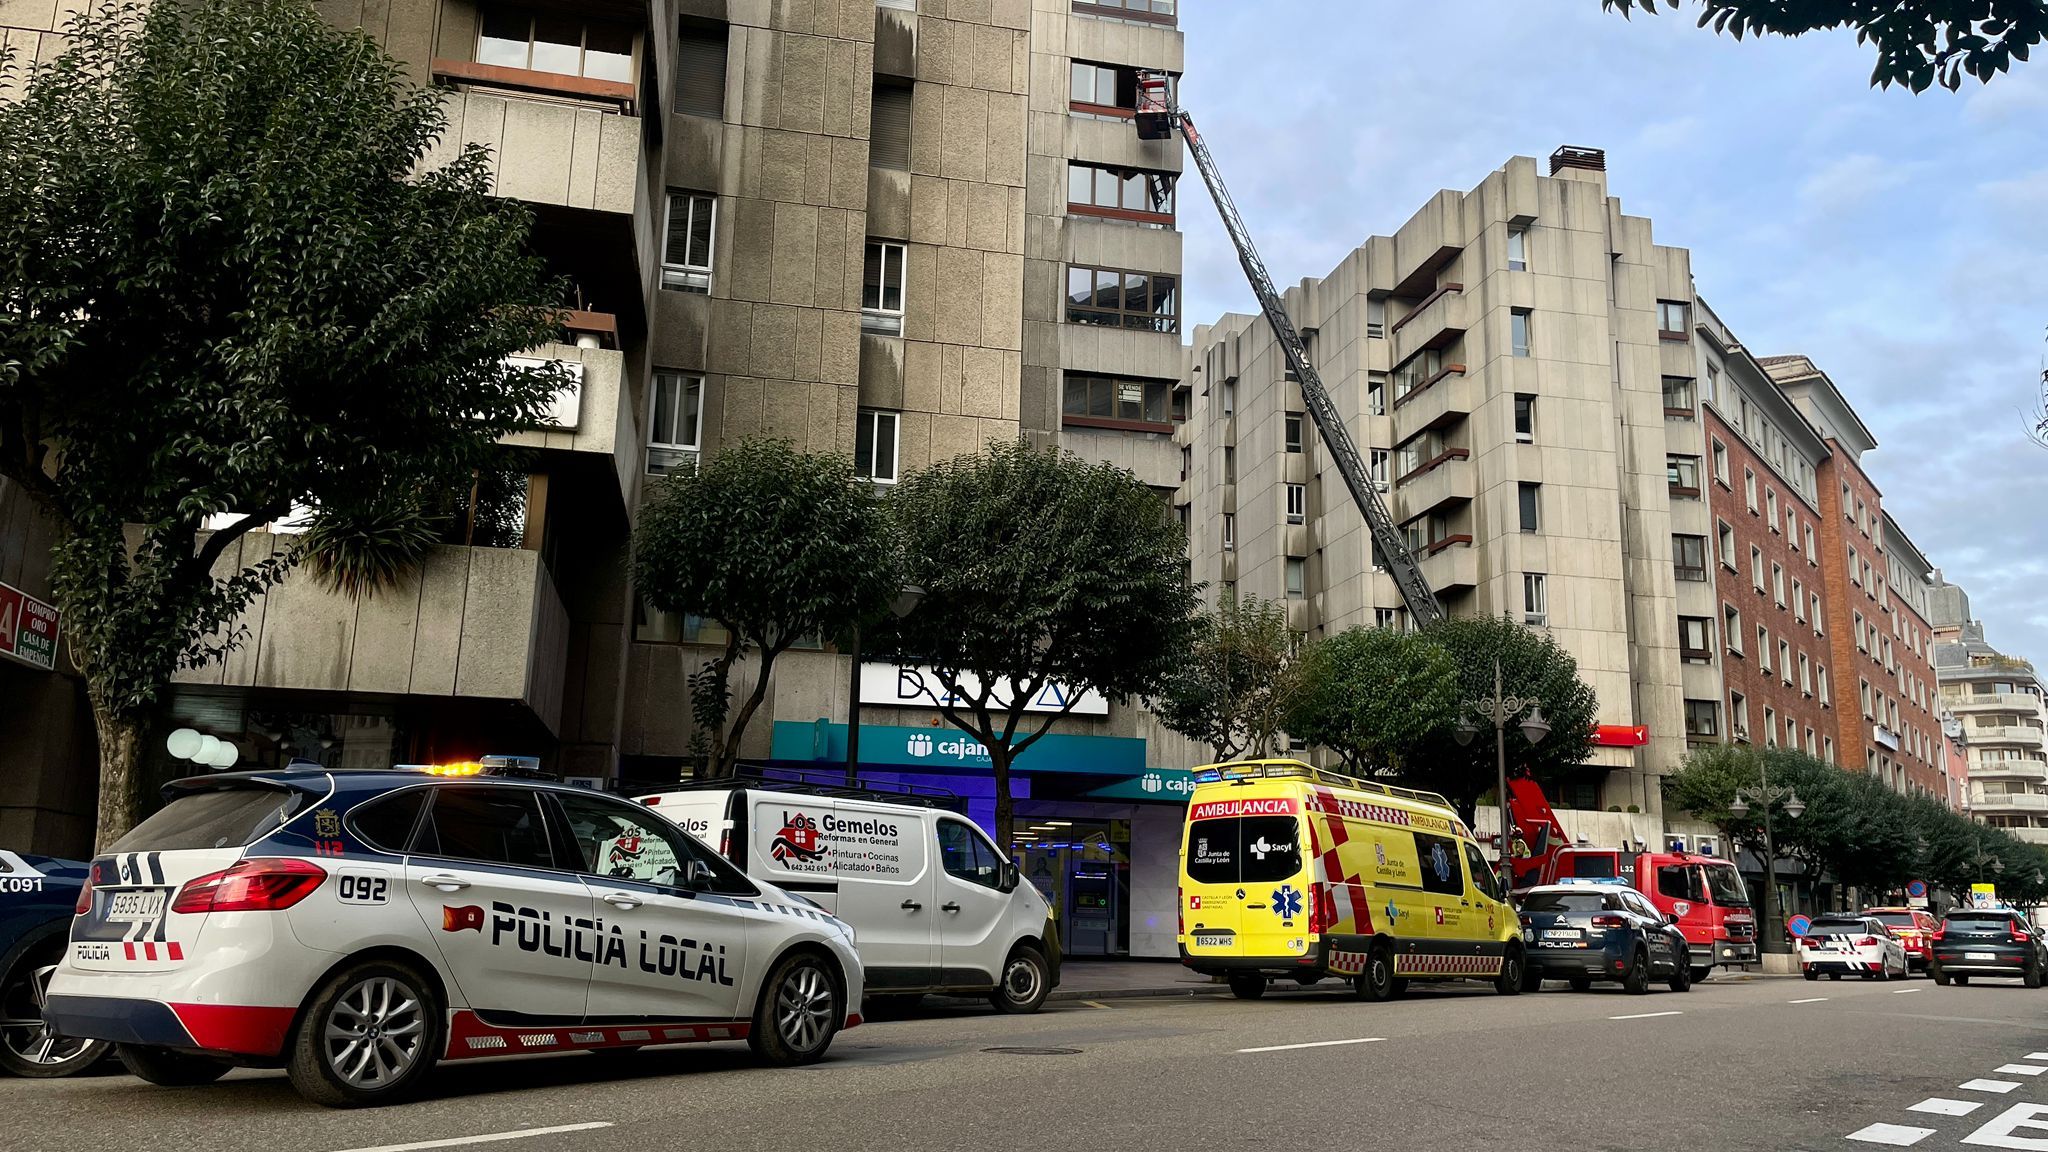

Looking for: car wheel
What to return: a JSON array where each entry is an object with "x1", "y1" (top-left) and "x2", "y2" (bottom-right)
[
  {"x1": 1622, "y1": 947, "x2": 1651, "y2": 995},
  {"x1": 1803, "y1": 969, "x2": 1819, "y2": 982},
  {"x1": 1932, "y1": 966, "x2": 1950, "y2": 986},
  {"x1": 1828, "y1": 972, "x2": 1842, "y2": 981},
  {"x1": 117, "y1": 1044, "x2": 234, "y2": 1087},
  {"x1": 1953, "y1": 974, "x2": 1970, "y2": 986},
  {"x1": 1690, "y1": 966, "x2": 1712, "y2": 985},
  {"x1": 286, "y1": 959, "x2": 442, "y2": 1108},
  {"x1": 1519, "y1": 960, "x2": 1544, "y2": 994},
  {"x1": 2025, "y1": 966, "x2": 2043, "y2": 990},
  {"x1": 989, "y1": 945, "x2": 1051, "y2": 1015},
  {"x1": 1228, "y1": 975, "x2": 1267, "y2": 1000},
  {"x1": 1668, "y1": 958, "x2": 1692, "y2": 993},
  {"x1": 0, "y1": 942, "x2": 113, "y2": 1078},
  {"x1": 1568, "y1": 978, "x2": 1592, "y2": 993},
  {"x1": 1354, "y1": 941, "x2": 1399, "y2": 1002},
  {"x1": 1494, "y1": 946, "x2": 1527, "y2": 996},
  {"x1": 749, "y1": 950, "x2": 842, "y2": 1066}
]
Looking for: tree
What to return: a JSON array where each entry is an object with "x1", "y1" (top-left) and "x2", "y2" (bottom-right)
[
  {"x1": 1286, "y1": 626, "x2": 1459, "y2": 775},
  {"x1": 1603, "y1": 0, "x2": 2048, "y2": 91},
  {"x1": 0, "y1": 0, "x2": 569, "y2": 846},
  {"x1": 1150, "y1": 592, "x2": 1301, "y2": 762},
  {"x1": 632, "y1": 439, "x2": 898, "y2": 778},
  {"x1": 875, "y1": 440, "x2": 1199, "y2": 849},
  {"x1": 1405, "y1": 616, "x2": 1599, "y2": 826}
]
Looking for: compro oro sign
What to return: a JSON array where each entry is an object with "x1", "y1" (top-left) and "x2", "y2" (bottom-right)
[
  {"x1": 858, "y1": 663, "x2": 1109, "y2": 717},
  {"x1": 0, "y1": 581, "x2": 59, "y2": 673}
]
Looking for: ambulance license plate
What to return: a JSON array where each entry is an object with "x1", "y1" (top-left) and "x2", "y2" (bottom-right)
[
  {"x1": 109, "y1": 890, "x2": 166, "y2": 920},
  {"x1": 1193, "y1": 933, "x2": 1233, "y2": 949}
]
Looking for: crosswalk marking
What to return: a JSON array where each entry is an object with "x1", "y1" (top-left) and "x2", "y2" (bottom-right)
[
  {"x1": 1995, "y1": 1064, "x2": 2048, "y2": 1076},
  {"x1": 1960, "y1": 1079, "x2": 2024, "y2": 1094},
  {"x1": 1908, "y1": 1098, "x2": 1984, "y2": 1117},
  {"x1": 1847, "y1": 1122, "x2": 1935, "y2": 1146}
]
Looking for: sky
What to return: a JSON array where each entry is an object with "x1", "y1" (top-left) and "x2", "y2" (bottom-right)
[{"x1": 1174, "y1": 1, "x2": 2048, "y2": 668}]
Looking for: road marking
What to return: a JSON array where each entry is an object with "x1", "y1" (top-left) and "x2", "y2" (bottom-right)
[
  {"x1": 2028, "y1": 1053, "x2": 2048, "y2": 1062},
  {"x1": 1082, "y1": 1000, "x2": 1111, "y2": 1010},
  {"x1": 1847, "y1": 1122, "x2": 1935, "y2": 1146},
  {"x1": 1909, "y1": 1098, "x2": 1984, "y2": 1117},
  {"x1": 1238, "y1": 1037, "x2": 1384, "y2": 1054},
  {"x1": 1608, "y1": 1011, "x2": 1684, "y2": 1020},
  {"x1": 1996, "y1": 1064, "x2": 2048, "y2": 1076},
  {"x1": 1961, "y1": 1079, "x2": 2024, "y2": 1094},
  {"x1": 329, "y1": 1124, "x2": 613, "y2": 1152},
  {"x1": 1789, "y1": 997, "x2": 1829, "y2": 1004},
  {"x1": 1892, "y1": 987, "x2": 1922, "y2": 994}
]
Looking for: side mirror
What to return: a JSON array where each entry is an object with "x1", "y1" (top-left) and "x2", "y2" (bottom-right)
[
  {"x1": 1000, "y1": 862, "x2": 1021, "y2": 893},
  {"x1": 684, "y1": 860, "x2": 715, "y2": 889}
]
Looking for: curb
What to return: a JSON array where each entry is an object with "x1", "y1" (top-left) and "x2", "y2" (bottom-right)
[{"x1": 1049, "y1": 983, "x2": 1232, "y2": 1002}]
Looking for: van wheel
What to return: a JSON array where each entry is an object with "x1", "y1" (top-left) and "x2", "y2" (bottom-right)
[
  {"x1": 1622, "y1": 947, "x2": 1651, "y2": 995},
  {"x1": 989, "y1": 946, "x2": 1051, "y2": 1015},
  {"x1": 1355, "y1": 942, "x2": 1400, "y2": 1002},
  {"x1": 286, "y1": 960, "x2": 442, "y2": 1108},
  {"x1": 117, "y1": 1044, "x2": 234, "y2": 1087},
  {"x1": 749, "y1": 950, "x2": 842, "y2": 1066},
  {"x1": 1227, "y1": 975, "x2": 1267, "y2": 1000},
  {"x1": 1494, "y1": 946, "x2": 1527, "y2": 996}
]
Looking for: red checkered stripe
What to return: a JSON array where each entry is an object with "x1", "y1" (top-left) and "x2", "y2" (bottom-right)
[
  {"x1": 1306, "y1": 787, "x2": 1412, "y2": 827},
  {"x1": 121, "y1": 941, "x2": 184, "y2": 962},
  {"x1": 1329, "y1": 950, "x2": 1369, "y2": 975},
  {"x1": 1395, "y1": 953, "x2": 1502, "y2": 977},
  {"x1": 1303, "y1": 807, "x2": 1373, "y2": 936}
]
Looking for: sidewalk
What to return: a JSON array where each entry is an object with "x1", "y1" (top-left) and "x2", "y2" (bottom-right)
[{"x1": 1049, "y1": 959, "x2": 1226, "y2": 1001}]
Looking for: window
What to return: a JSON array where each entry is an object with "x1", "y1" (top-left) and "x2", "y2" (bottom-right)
[
  {"x1": 1805, "y1": 728, "x2": 1818, "y2": 756},
  {"x1": 413, "y1": 786, "x2": 554, "y2": 869},
  {"x1": 554, "y1": 790, "x2": 750, "y2": 894},
  {"x1": 1744, "y1": 468, "x2": 1758, "y2": 513},
  {"x1": 1772, "y1": 563, "x2": 1785, "y2": 606},
  {"x1": 1800, "y1": 652, "x2": 1813, "y2": 695},
  {"x1": 1073, "y1": 0, "x2": 1177, "y2": 25},
  {"x1": 1711, "y1": 439, "x2": 1729, "y2": 485},
  {"x1": 1667, "y1": 455, "x2": 1700, "y2": 496},
  {"x1": 1730, "y1": 691, "x2": 1749, "y2": 740},
  {"x1": 1369, "y1": 449, "x2": 1390, "y2": 486},
  {"x1": 1785, "y1": 508, "x2": 1798, "y2": 546},
  {"x1": 1514, "y1": 394, "x2": 1536, "y2": 442},
  {"x1": 1703, "y1": 364, "x2": 1719, "y2": 405},
  {"x1": 1523, "y1": 573, "x2": 1548, "y2": 626},
  {"x1": 936, "y1": 818, "x2": 1004, "y2": 889},
  {"x1": 1812, "y1": 593, "x2": 1824, "y2": 632},
  {"x1": 1507, "y1": 224, "x2": 1528, "y2": 272},
  {"x1": 1465, "y1": 841, "x2": 1504, "y2": 902},
  {"x1": 1824, "y1": 736, "x2": 1835, "y2": 763},
  {"x1": 657, "y1": 192, "x2": 720, "y2": 294},
  {"x1": 855, "y1": 409, "x2": 900, "y2": 484},
  {"x1": 1064, "y1": 264, "x2": 1178, "y2": 332},
  {"x1": 1519, "y1": 483, "x2": 1541, "y2": 533},
  {"x1": 1286, "y1": 483, "x2": 1306, "y2": 524},
  {"x1": 1673, "y1": 534, "x2": 1707, "y2": 582},
  {"x1": 1510, "y1": 309, "x2": 1532, "y2": 357},
  {"x1": 1224, "y1": 446, "x2": 1236, "y2": 485},
  {"x1": 1221, "y1": 514, "x2": 1235, "y2": 551},
  {"x1": 1724, "y1": 604, "x2": 1742, "y2": 654},
  {"x1": 479, "y1": 7, "x2": 636, "y2": 83},
  {"x1": 1062, "y1": 373, "x2": 1175, "y2": 427},
  {"x1": 1751, "y1": 546, "x2": 1765, "y2": 591},
  {"x1": 1366, "y1": 374, "x2": 1387, "y2": 416},
  {"x1": 1286, "y1": 557, "x2": 1306, "y2": 598},
  {"x1": 1766, "y1": 488, "x2": 1779, "y2": 527},
  {"x1": 1717, "y1": 521, "x2": 1737, "y2": 570},
  {"x1": 1792, "y1": 578, "x2": 1805, "y2": 621},
  {"x1": 1757, "y1": 626, "x2": 1771, "y2": 672},
  {"x1": 1284, "y1": 412, "x2": 1304, "y2": 453},
  {"x1": 646, "y1": 371, "x2": 703, "y2": 476},
  {"x1": 854, "y1": 78, "x2": 911, "y2": 166},
  {"x1": 1069, "y1": 59, "x2": 1142, "y2": 113},
  {"x1": 1685, "y1": 699, "x2": 1719, "y2": 738},
  {"x1": 1854, "y1": 610, "x2": 1865, "y2": 650},
  {"x1": 1787, "y1": 715, "x2": 1799, "y2": 747},
  {"x1": 1680, "y1": 616, "x2": 1713, "y2": 662},
  {"x1": 1662, "y1": 376, "x2": 1695, "y2": 413},
  {"x1": 1367, "y1": 299, "x2": 1387, "y2": 340},
  {"x1": 1763, "y1": 708, "x2": 1779, "y2": 747},
  {"x1": 1067, "y1": 162, "x2": 1175, "y2": 224},
  {"x1": 1657, "y1": 300, "x2": 1690, "y2": 338},
  {"x1": 1779, "y1": 639, "x2": 1793, "y2": 684},
  {"x1": 1221, "y1": 379, "x2": 1236, "y2": 416},
  {"x1": 1804, "y1": 522, "x2": 1817, "y2": 558},
  {"x1": 861, "y1": 241, "x2": 906, "y2": 334},
  {"x1": 674, "y1": 21, "x2": 728, "y2": 118}
]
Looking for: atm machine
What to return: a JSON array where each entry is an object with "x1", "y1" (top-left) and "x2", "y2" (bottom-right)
[{"x1": 1065, "y1": 863, "x2": 1116, "y2": 956}]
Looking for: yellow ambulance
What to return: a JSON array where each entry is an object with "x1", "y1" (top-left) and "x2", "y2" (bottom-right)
[{"x1": 1178, "y1": 759, "x2": 1528, "y2": 1000}]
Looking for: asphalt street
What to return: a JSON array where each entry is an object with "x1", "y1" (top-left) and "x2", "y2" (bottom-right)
[{"x1": 7, "y1": 972, "x2": 2048, "y2": 1152}]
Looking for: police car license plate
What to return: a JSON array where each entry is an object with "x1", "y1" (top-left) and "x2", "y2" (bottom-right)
[
  {"x1": 1193, "y1": 933, "x2": 1233, "y2": 948},
  {"x1": 1543, "y1": 930, "x2": 1580, "y2": 940},
  {"x1": 109, "y1": 890, "x2": 165, "y2": 920},
  {"x1": 1966, "y1": 952, "x2": 1997, "y2": 961}
]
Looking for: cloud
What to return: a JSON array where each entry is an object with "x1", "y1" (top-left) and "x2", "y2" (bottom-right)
[{"x1": 1795, "y1": 152, "x2": 1909, "y2": 218}]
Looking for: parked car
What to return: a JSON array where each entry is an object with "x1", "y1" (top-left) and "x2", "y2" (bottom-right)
[
  {"x1": 1863, "y1": 907, "x2": 1939, "y2": 972},
  {"x1": 0, "y1": 850, "x2": 112, "y2": 1078},
  {"x1": 1797, "y1": 915, "x2": 1909, "y2": 981},
  {"x1": 1518, "y1": 882, "x2": 1692, "y2": 994},
  {"x1": 45, "y1": 769, "x2": 864, "y2": 1107},
  {"x1": 1930, "y1": 908, "x2": 2047, "y2": 988}
]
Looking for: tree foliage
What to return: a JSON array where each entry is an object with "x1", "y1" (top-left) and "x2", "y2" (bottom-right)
[
  {"x1": 1604, "y1": 0, "x2": 2048, "y2": 91},
  {"x1": 633, "y1": 439, "x2": 898, "y2": 778},
  {"x1": 1286, "y1": 626, "x2": 1459, "y2": 775},
  {"x1": 0, "y1": 0, "x2": 571, "y2": 844},
  {"x1": 1150, "y1": 592, "x2": 1302, "y2": 762},
  {"x1": 875, "y1": 440, "x2": 1199, "y2": 848}
]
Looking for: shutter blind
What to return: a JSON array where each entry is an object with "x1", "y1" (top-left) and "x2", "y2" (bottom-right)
[
  {"x1": 869, "y1": 84, "x2": 912, "y2": 171},
  {"x1": 675, "y1": 25, "x2": 727, "y2": 119}
]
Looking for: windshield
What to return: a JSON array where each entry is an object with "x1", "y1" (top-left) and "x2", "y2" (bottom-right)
[
  {"x1": 1521, "y1": 892, "x2": 1613, "y2": 913},
  {"x1": 1871, "y1": 913, "x2": 1918, "y2": 929},
  {"x1": 1806, "y1": 919, "x2": 1866, "y2": 936},
  {"x1": 1946, "y1": 913, "x2": 2015, "y2": 931},
  {"x1": 1185, "y1": 816, "x2": 1303, "y2": 885},
  {"x1": 108, "y1": 786, "x2": 304, "y2": 853},
  {"x1": 1703, "y1": 863, "x2": 1749, "y2": 906}
]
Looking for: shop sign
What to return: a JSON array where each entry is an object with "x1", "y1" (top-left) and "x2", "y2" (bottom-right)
[
  {"x1": 771, "y1": 721, "x2": 1143, "y2": 776},
  {"x1": 1083, "y1": 770, "x2": 1202, "y2": 802},
  {"x1": 0, "y1": 581, "x2": 59, "y2": 673},
  {"x1": 857, "y1": 663, "x2": 1108, "y2": 717}
]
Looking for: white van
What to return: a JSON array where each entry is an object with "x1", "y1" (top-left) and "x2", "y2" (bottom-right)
[{"x1": 637, "y1": 782, "x2": 1059, "y2": 1014}]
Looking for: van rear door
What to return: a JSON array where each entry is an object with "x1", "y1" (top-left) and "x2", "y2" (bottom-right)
[{"x1": 1182, "y1": 804, "x2": 1308, "y2": 960}]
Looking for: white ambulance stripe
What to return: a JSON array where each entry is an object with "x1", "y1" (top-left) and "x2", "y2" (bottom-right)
[
  {"x1": 326, "y1": 1122, "x2": 613, "y2": 1152},
  {"x1": 1907, "y1": 1098, "x2": 1983, "y2": 1117},
  {"x1": 1845, "y1": 1122, "x2": 1934, "y2": 1146},
  {"x1": 1238, "y1": 1037, "x2": 1384, "y2": 1054}
]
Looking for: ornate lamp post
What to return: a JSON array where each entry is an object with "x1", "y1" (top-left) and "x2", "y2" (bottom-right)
[
  {"x1": 1454, "y1": 659, "x2": 1550, "y2": 888},
  {"x1": 1728, "y1": 762, "x2": 1805, "y2": 954}
]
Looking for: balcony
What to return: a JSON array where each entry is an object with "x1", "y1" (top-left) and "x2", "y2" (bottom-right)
[
  {"x1": 1395, "y1": 451, "x2": 1474, "y2": 520},
  {"x1": 1391, "y1": 363, "x2": 1472, "y2": 439},
  {"x1": 427, "y1": 74, "x2": 641, "y2": 216},
  {"x1": 500, "y1": 335, "x2": 638, "y2": 511},
  {"x1": 2012, "y1": 826, "x2": 2048, "y2": 845},
  {"x1": 173, "y1": 539, "x2": 570, "y2": 735},
  {"x1": 1972, "y1": 761, "x2": 2048, "y2": 783},
  {"x1": 1971, "y1": 725, "x2": 2048, "y2": 746},
  {"x1": 1390, "y1": 285, "x2": 1472, "y2": 367},
  {"x1": 1418, "y1": 537, "x2": 1477, "y2": 593},
  {"x1": 1974, "y1": 793, "x2": 2048, "y2": 815}
]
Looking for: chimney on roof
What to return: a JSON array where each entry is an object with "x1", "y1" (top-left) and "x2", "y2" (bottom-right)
[{"x1": 1549, "y1": 146, "x2": 1606, "y2": 176}]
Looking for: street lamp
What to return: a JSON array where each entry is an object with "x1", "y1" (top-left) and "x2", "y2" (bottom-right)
[
  {"x1": 1453, "y1": 659, "x2": 1550, "y2": 887},
  {"x1": 845, "y1": 586, "x2": 924, "y2": 785},
  {"x1": 1728, "y1": 761, "x2": 1805, "y2": 955}
]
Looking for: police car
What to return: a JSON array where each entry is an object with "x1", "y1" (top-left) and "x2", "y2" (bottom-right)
[
  {"x1": 1517, "y1": 880, "x2": 1693, "y2": 994},
  {"x1": 44, "y1": 767, "x2": 864, "y2": 1107}
]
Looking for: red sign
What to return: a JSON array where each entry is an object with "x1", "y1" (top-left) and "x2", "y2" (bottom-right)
[
  {"x1": 1593, "y1": 725, "x2": 1649, "y2": 748},
  {"x1": 1189, "y1": 798, "x2": 1300, "y2": 821},
  {"x1": 0, "y1": 581, "x2": 59, "y2": 673}
]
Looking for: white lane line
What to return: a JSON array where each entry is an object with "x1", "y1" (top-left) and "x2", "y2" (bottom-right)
[
  {"x1": 1237, "y1": 1037, "x2": 1385, "y2": 1054},
  {"x1": 1908, "y1": 1098, "x2": 1983, "y2": 1117},
  {"x1": 1891, "y1": 987, "x2": 1922, "y2": 994},
  {"x1": 1608, "y1": 1011, "x2": 1684, "y2": 1020},
  {"x1": 1789, "y1": 997, "x2": 1829, "y2": 1004},
  {"x1": 1995, "y1": 1063, "x2": 2047, "y2": 1076},
  {"x1": 329, "y1": 1124, "x2": 614, "y2": 1152},
  {"x1": 1960, "y1": 1079, "x2": 2023, "y2": 1094},
  {"x1": 1846, "y1": 1122, "x2": 1935, "y2": 1146}
]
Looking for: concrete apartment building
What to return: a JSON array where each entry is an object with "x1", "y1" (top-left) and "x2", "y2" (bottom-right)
[
  {"x1": 1931, "y1": 575, "x2": 2048, "y2": 842},
  {"x1": 1179, "y1": 146, "x2": 1698, "y2": 814}
]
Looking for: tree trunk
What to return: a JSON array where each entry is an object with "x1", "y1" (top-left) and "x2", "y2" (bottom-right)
[
  {"x1": 90, "y1": 696, "x2": 148, "y2": 852},
  {"x1": 992, "y1": 746, "x2": 1016, "y2": 852}
]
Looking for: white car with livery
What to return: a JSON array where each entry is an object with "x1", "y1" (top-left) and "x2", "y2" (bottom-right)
[
  {"x1": 1796, "y1": 914, "x2": 1910, "y2": 982},
  {"x1": 44, "y1": 768, "x2": 864, "y2": 1107}
]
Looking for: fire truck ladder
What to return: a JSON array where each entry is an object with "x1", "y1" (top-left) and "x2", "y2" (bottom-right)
[{"x1": 1134, "y1": 74, "x2": 1443, "y2": 628}]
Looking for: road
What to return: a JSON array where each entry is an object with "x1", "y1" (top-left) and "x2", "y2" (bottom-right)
[{"x1": 6, "y1": 973, "x2": 2048, "y2": 1152}]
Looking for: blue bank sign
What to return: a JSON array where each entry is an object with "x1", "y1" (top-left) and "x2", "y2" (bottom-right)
[{"x1": 771, "y1": 721, "x2": 1146, "y2": 778}]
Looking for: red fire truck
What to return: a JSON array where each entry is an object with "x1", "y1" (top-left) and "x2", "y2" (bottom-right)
[{"x1": 1504, "y1": 778, "x2": 1758, "y2": 980}]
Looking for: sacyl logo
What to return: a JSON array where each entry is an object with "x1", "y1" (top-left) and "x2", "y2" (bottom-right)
[{"x1": 906, "y1": 733, "x2": 934, "y2": 758}]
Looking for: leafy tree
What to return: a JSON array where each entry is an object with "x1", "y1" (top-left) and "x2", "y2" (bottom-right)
[
  {"x1": 632, "y1": 439, "x2": 898, "y2": 778},
  {"x1": 1150, "y1": 592, "x2": 1301, "y2": 762},
  {"x1": 1286, "y1": 626, "x2": 1459, "y2": 775},
  {"x1": 0, "y1": 0, "x2": 570, "y2": 846},
  {"x1": 1603, "y1": 0, "x2": 2048, "y2": 91},
  {"x1": 1406, "y1": 615, "x2": 1599, "y2": 826},
  {"x1": 875, "y1": 440, "x2": 1199, "y2": 848}
]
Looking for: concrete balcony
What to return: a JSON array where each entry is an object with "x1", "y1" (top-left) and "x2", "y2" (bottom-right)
[
  {"x1": 1971, "y1": 725, "x2": 2048, "y2": 745},
  {"x1": 1971, "y1": 761, "x2": 2048, "y2": 782},
  {"x1": 1391, "y1": 363, "x2": 1472, "y2": 439},
  {"x1": 1394, "y1": 449, "x2": 1473, "y2": 520},
  {"x1": 1418, "y1": 537, "x2": 1477, "y2": 593},
  {"x1": 2012, "y1": 826, "x2": 2048, "y2": 845},
  {"x1": 427, "y1": 77, "x2": 641, "y2": 217},
  {"x1": 501, "y1": 334, "x2": 639, "y2": 511},
  {"x1": 174, "y1": 538, "x2": 570, "y2": 736},
  {"x1": 1390, "y1": 189, "x2": 1463, "y2": 296},
  {"x1": 1974, "y1": 793, "x2": 2048, "y2": 814},
  {"x1": 1389, "y1": 284, "x2": 1472, "y2": 367}
]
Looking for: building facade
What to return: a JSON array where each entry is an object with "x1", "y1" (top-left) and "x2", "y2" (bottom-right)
[{"x1": 1931, "y1": 575, "x2": 2048, "y2": 841}]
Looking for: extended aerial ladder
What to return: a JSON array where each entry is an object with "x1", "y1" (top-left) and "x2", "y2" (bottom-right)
[{"x1": 1134, "y1": 75, "x2": 1444, "y2": 629}]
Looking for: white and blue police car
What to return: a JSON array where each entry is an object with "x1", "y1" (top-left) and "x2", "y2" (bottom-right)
[{"x1": 44, "y1": 766, "x2": 864, "y2": 1107}]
